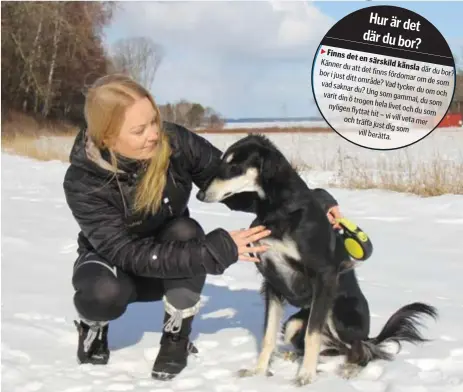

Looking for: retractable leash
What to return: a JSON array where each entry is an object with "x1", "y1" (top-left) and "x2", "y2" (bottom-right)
[{"x1": 336, "y1": 217, "x2": 373, "y2": 261}]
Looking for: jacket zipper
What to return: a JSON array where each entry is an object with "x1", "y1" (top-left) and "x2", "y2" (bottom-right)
[
  {"x1": 169, "y1": 169, "x2": 177, "y2": 187},
  {"x1": 164, "y1": 197, "x2": 173, "y2": 215}
]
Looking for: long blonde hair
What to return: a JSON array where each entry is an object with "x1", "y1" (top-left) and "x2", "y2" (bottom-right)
[{"x1": 84, "y1": 74, "x2": 172, "y2": 216}]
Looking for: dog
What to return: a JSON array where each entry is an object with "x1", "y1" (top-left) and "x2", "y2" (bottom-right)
[{"x1": 196, "y1": 134, "x2": 437, "y2": 385}]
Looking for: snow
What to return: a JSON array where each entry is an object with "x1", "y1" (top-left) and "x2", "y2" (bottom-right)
[
  {"x1": 222, "y1": 120, "x2": 329, "y2": 129},
  {"x1": 2, "y1": 133, "x2": 463, "y2": 392},
  {"x1": 33, "y1": 125, "x2": 463, "y2": 184}
]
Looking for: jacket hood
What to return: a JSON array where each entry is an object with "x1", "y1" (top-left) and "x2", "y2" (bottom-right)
[{"x1": 69, "y1": 128, "x2": 124, "y2": 178}]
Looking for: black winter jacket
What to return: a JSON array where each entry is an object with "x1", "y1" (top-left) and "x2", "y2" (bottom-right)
[{"x1": 63, "y1": 122, "x2": 338, "y2": 279}]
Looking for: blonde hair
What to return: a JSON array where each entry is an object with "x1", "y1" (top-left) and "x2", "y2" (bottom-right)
[{"x1": 84, "y1": 74, "x2": 172, "y2": 216}]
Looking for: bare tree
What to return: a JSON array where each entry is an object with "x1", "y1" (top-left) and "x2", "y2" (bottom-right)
[
  {"x1": 111, "y1": 37, "x2": 164, "y2": 89},
  {"x1": 1, "y1": 1, "x2": 114, "y2": 122}
]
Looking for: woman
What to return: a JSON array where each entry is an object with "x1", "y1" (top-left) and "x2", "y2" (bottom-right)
[{"x1": 63, "y1": 74, "x2": 343, "y2": 380}]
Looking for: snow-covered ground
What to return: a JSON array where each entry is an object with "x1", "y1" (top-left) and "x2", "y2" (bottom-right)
[
  {"x1": 31, "y1": 126, "x2": 463, "y2": 176},
  {"x1": 222, "y1": 120, "x2": 329, "y2": 129},
  {"x1": 2, "y1": 138, "x2": 463, "y2": 391}
]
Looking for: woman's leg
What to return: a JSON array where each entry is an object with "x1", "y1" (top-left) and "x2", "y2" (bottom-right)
[
  {"x1": 73, "y1": 252, "x2": 135, "y2": 322},
  {"x1": 71, "y1": 217, "x2": 208, "y2": 372},
  {"x1": 72, "y1": 251, "x2": 164, "y2": 364},
  {"x1": 150, "y1": 217, "x2": 207, "y2": 380}
]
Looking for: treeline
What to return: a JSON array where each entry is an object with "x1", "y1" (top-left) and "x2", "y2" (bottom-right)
[
  {"x1": 159, "y1": 100, "x2": 225, "y2": 129},
  {"x1": 1, "y1": 1, "x2": 225, "y2": 131},
  {"x1": 1, "y1": 2, "x2": 114, "y2": 125}
]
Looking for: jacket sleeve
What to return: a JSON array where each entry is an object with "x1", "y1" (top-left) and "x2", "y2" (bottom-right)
[
  {"x1": 311, "y1": 188, "x2": 339, "y2": 213},
  {"x1": 63, "y1": 179, "x2": 238, "y2": 278},
  {"x1": 172, "y1": 123, "x2": 257, "y2": 213}
]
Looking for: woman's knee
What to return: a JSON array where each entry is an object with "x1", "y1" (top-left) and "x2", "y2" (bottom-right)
[
  {"x1": 159, "y1": 217, "x2": 205, "y2": 242},
  {"x1": 164, "y1": 274, "x2": 206, "y2": 310},
  {"x1": 74, "y1": 275, "x2": 131, "y2": 322}
]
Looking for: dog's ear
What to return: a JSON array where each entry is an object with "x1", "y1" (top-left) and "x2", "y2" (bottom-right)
[{"x1": 260, "y1": 149, "x2": 286, "y2": 183}]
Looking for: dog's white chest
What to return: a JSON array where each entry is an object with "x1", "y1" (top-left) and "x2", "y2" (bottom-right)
[
  {"x1": 261, "y1": 236, "x2": 301, "y2": 261},
  {"x1": 257, "y1": 236, "x2": 302, "y2": 286}
]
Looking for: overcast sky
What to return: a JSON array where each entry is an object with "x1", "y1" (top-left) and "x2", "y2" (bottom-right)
[{"x1": 104, "y1": 1, "x2": 463, "y2": 119}]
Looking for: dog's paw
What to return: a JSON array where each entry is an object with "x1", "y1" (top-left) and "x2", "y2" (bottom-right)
[
  {"x1": 236, "y1": 368, "x2": 273, "y2": 378},
  {"x1": 337, "y1": 363, "x2": 362, "y2": 380},
  {"x1": 294, "y1": 371, "x2": 315, "y2": 386}
]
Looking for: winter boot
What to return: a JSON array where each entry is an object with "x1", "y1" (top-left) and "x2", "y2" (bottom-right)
[
  {"x1": 74, "y1": 319, "x2": 110, "y2": 365},
  {"x1": 151, "y1": 311, "x2": 199, "y2": 380}
]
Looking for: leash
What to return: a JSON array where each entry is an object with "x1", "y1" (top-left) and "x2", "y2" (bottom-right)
[{"x1": 335, "y1": 218, "x2": 373, "y2": 261}]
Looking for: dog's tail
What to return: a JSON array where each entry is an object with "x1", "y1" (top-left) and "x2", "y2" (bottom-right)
[
  {"x1": 282, "y1": 303, "x2": 438, "y2": 364},
  {"x1": 367, "y1": 302, "x2": 438, "y2": 349}
]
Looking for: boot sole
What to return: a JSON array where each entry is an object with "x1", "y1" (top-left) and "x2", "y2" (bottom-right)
[
  {"x1": 151, "y1": 370, "x2": 177, "y2": 380},
  {"x1": 77, "y1": 354, "x2": 110, "y2": 365}
]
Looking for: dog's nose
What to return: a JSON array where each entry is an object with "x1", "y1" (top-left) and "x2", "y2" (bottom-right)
[{"x1": 196, "y1": 190, "x2": 205, "y2": 201}]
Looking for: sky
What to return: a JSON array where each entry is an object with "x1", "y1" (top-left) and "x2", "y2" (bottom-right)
[{"x1": 104, "y1": 1, "x2": 463, "y2": 119}]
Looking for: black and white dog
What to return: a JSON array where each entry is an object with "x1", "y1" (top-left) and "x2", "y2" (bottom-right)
[{"x1": 197, "y1": 134, "x2": 437, "y2": 386}]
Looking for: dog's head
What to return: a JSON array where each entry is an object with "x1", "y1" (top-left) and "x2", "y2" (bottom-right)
[{"x1": 197, "y1": 134, "x2": 289, "y2": 203}]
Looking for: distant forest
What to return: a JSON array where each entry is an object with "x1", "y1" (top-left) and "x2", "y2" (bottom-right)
[
  {"x1": 2, "y1": 2, "x2": 461, "y2": 132},
  {"x1": 1, "y1": 2, "x2": 225, "y2": 131}
]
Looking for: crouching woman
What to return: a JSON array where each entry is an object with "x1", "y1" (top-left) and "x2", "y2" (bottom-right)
[{"x1": 63, "y1": 74, "x2": 270, "y2": 380}]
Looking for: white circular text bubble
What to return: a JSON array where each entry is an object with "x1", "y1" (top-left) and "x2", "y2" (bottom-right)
[{"x1": 312, "y1": 5, "x2": 456, "y2": 150}]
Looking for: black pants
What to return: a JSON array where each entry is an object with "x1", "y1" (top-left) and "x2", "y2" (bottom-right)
[{"x1": 72, "y1": 217, "x2": 207, "y2": 324}]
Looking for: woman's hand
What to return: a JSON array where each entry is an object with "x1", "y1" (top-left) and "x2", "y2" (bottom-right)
[
  {"x1": 327, "y1": 205, "x2": 343, "y2": 229},
  {"x1": 228, "y1": 225, "x2": 271, "y2": 262}
]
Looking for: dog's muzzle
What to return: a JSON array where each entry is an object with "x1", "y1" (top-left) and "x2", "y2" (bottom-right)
[{"x1": 196, "y1": 189, "x2": 232, "y2": 203}]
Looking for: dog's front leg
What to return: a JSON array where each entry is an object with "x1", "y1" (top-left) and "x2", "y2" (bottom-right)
[
  {"x1": 238, "y1": 285, "x2": 283, "y2": 378},
  {"x1": 295, "y1": 272, "x2": 338, "y2": 386}
]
